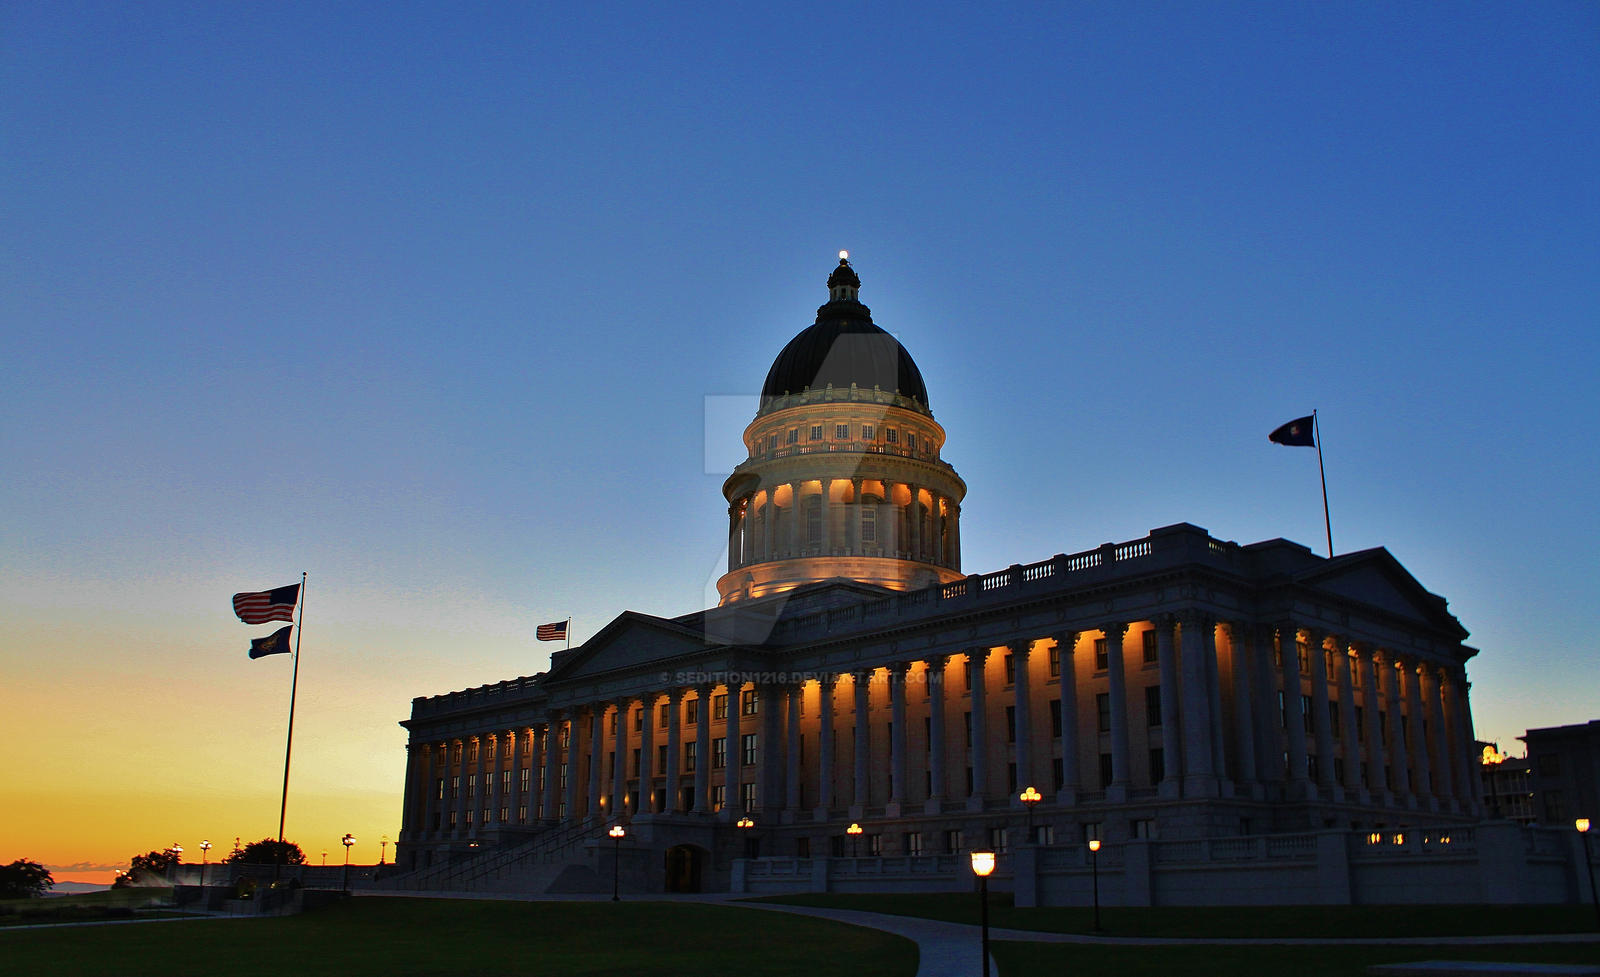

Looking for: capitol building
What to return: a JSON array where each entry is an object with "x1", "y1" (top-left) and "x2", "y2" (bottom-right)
[{"x1": 391, "y1": 257, "x2": 1508, "y2": 903}]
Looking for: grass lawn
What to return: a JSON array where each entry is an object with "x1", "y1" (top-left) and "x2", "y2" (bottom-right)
[
  {"x1": 0, "y1": 896, "x2": 917, "y2": 977},
  {"x1": 750, "y1": 892, "x2": 1600, "y2": 938},
  {"x1": 991, "y1": 940, "x2": 1600, "y2": 977}
]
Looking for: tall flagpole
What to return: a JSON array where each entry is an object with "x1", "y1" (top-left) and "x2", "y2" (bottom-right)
[
  {"x1": 274, "y1": 571, "x2": 306, "y2": 881},
  {"x1": 566, "y1": 616, "x2": 572, "y2": 651},
  {"x1": 1313, "y1": 411, "x2": 1333, "y2": 558}
]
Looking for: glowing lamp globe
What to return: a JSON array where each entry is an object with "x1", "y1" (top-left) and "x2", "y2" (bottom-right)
[{"x1": 969, "y1": 850, "x2": 996, "y2": 877}]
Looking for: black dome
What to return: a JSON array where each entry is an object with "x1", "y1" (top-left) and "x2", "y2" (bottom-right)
[{"x1": 759, "y1": 260, "x2": 930, "y2": 413}]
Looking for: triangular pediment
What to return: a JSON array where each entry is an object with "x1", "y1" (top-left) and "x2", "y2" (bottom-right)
[
  {"x1": 544, "y1": 612, "x2": 716, "y2": 683},
  {"x1": 1295, "y1": 548, "x2": 1468, "y2": 640}
]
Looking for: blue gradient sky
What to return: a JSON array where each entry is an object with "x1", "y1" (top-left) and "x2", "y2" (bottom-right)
[{"x1": 3, "y1": 2, "x2": 1596, "y2": 878}]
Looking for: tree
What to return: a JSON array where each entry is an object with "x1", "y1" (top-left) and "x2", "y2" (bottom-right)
[
  {"x1": 112, "y1": 848, "x2": 179, "y2": 888},
  {"x1": 223, "y1": 838, "x2": 307, "y2": 867},
  {"x1": 0, "y1": 859, "x2": 54, "y2": 899}
]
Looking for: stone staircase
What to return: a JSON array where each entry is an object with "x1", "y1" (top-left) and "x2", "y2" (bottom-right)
[{"x1": 377, "y1": 821, "x2": 603, "y2": 894}]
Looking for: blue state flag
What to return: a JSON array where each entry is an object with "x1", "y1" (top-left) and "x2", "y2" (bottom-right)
[{"x1": 248, "y1": 625, "x2": 293, "y2": 660}]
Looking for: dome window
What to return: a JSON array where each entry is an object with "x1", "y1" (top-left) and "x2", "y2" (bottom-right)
[{"x1": 835, "y1": 423, "x2": 850, "y2": 439}]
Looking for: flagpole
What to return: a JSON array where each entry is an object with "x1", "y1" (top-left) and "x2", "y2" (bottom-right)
[
  {"x1": 566, "y1": 617, "x2": 572, "y2": 651},
  {"x1": 274, "y1": 571, "x2": 306, "y2": 881},
  {"x1": 1313, "y1": 411, "x2": 1333, "y2": 558}
]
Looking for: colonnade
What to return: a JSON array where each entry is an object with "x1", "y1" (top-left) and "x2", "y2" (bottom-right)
[
  {"x1": 400, "y1": 616, "x2": 1481, "y2": 846},
  {"x1": 726, "y1": 476, "x2": 960, "y2": 570}
]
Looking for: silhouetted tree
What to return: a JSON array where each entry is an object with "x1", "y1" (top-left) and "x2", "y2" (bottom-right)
[
  {"x1": 0, "y1": 859, "x2": 54, "y2": 899},
  {"x1": 223, "y1": 839, "x2": 306, "y2": 867},
  {"x1": 111, "y1": 849, "x2": 179, "y2": 888}
]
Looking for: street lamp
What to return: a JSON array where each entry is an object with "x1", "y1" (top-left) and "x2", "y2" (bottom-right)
[
  {"x1": 321, "y1": 851, "x2": 327, "y2": 866},
  {"x1": 168, "y1": 844, "x2": 183, "y2": 885},
  {"x1": 1578, "y1": 819, "x2": 1598, "y2": 931},
  {"x1": 1088, "y1": 838, "x2": 1103, "y2": 932},
  {"x1": 1019, "y1": 786, "x2": 1042, "y2": 844},
  {"x1": 380, "y1": 834, "x2": 389, "y2": 865},
  {"x1": 341, "y1": 833, "x2": 355, "y2": 892},
  {"x1": 969, "y1": 850, "x2": 996, "y2": 977},
  {"x1": 737, "y1": 816, "x2": 757, "y2": 859},
  {"x1": 608, "y1": 825, "x2": 626, "y2": 901},
  {"x1": 199, "y1": 840, "x2": 212, "y2": 887},
  {"x1": 846, "y1": 822, "x2": 863, "y2": 858}
]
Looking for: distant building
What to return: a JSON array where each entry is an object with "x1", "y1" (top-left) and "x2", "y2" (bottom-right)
[
  {"x1": 393, "y1": 257, "x2": 1491, "y2": 896},
  {"x1": 1478, "y1": 742, "x2": 1534, "y2": 825},
  {"x1": 1522, "y1": 720, "x2": 1600, "y2": 826}
]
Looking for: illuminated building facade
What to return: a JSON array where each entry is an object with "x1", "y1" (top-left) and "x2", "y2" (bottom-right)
[{"x1": 393, "y1": 258, "x2": 1489, "y2": 895}]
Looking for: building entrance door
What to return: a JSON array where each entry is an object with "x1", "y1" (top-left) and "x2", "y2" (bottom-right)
[{"x1": 663, "y1": 845, "x2": 704, "y2": 893}]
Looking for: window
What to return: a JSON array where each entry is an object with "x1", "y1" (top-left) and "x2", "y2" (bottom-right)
[
  {"x1": 1005, "y1": 705, "x2": 1016, "y2": 742},
  {"x1": 634, "y1": 708, "x2": 643, "y2": 732},
  {"x1": 1143, "y1": 629, "x2": 1158, "y2": 664},
  {"x1": 860, "y1": 505, "x2": 877, "y2": 542},
  {"x1": 1007, "y1": 762, "x2": 1017, "y2": 793},
  {"x1": 945, "y1": 829, "x2": 965, "y2": 853},
  {"x1": 796, "y1": 837, "x2": 810, "y2": 858},
  {"x1": 610, "y1": 711, "x2": 617, "y2": 734},
  {"x1": 835, "y1": 423, "x2": 850, "y2": 438},
  {"x1": 658, "y1": 744, "x2": 668, "y2": 772},
  {"x1": 1352, "y1": 661, "x2": 1361, "y2": 687},
  {"x1": 685, "y1": 740, "x2": 697, "y2": 772},
  {"x1": 905, "y1": 831, "x2": 924, "y2": 856},
  {"x1": 711, "y1": 737, "x2": 727, "y2": 769},
  {"x1": 660, "y1": 703, "x2": 670, "y2": 728},
  {"x1": 964, "y1": 660, "x2": 974, "y2": 691},
  {"x1": 467, "y1": 774, "x2": 477, "y2": 798},
  {"x1": 1325, "y1": 649, "x2": 1336, "y2": 679},
  {"x1": 1334, "y1": 757, "x2": 1346, "y2": 783},
  {"x1": 710, "y1": 784, "x2": 726, "y2": 813},
  {"x1": 1355, "y1": 705, "x2": 1365, "y2": 741},
  {"x1": 517, "y1": 804, "x2": 527, "y2": 823},
  {"x1": 786, "y1": 428, "x2": 798, "y2": 444},
  {"x1": 1379, "y1": 711, "x2": 1388, "y2": 746},
  {"x1": 501, "y1": 769, "x2": 512, "y2": 791},
  {"x1": 906, "y1": 433, "x2": 918, "y2": 451},
  {"x1": 1279, "y1": 690, "x2": 1287, "y2": 729},
  {"x1": 468, "y1": 742, "x2": 478, "y2": 765},
  {"x1": 740, "y1": 782, "x2": 757, "y2": 813},
  {"x1": 989, "y1": 826, "x2": 1009, "y2": 853},
  {"x1": 741, "y1": 732, "x2": 758, "y2": 766},
  {"x1": 1329, "y1": 701, "x2": 1342, "y2": 738},
  {"x1": 1048, "y1": 644, "x2": 1061, "y2": 677},
  {"x1": 436, "y1": 778, "x2": 445, "y2": 800},
  {"x1": 686, "y1": 698, "x2": 699, "y2": 725},
  {"x1": 558, "y1": 763, "x2": 567, "y2": 790},
  {"x1": 862, "y1": 424, "x2": 875, "y2": 440},
  {"x1": 810, "y1": 425, "x2": 823, "y2": 440},
  {"x1": 499, "y1": 806, "x2": 509, "y2": 823},
  {"x1": 1297, "y1": 640, "x2": 1309, "y2": 673},
  {"x1": 1094, "y1": 638, "x2": 1109, "y2": 670},
  {"x1": 1035, "y1": 824, "x2": 1057, "y2": 845},
  {"x1": 1149, "y1": 748, "x2": 1165, "y2": 783},
  {"x1": 963, "y1": 711, "x2": 973, "y2": 748},
  {"x1": 1146, "y1": 685, "x2": 1162, "y2": 726},
  {"x1": 1096, "y1": 693, "x2": 1111, "y2": 732},
  {"x1": 713, "y1": 694, "x2": 729, "y2": 720},
  {"x1": 742, "y1": 689, "x2": 759, "y2": 715},
  {"x1": 867, "y1": 833, "x2": 884, "y2": 856},
  {"x1": 1049, "y1": 699, "x2": 1062, "y2": 738},
  {"x1": 1004, "y1": 653, "x2": 1015, "y2": 685},
  {"x1": 1133, "y1": 818, "x2": 1156, "y2": 840},
  {"x1": 1052, "y1": 757, "x2": 1064, "y2": 791},
  {"x1": 1083, "y1": 822, "x2": 1103, "y2": 843},
  {"x1": 1302, "y1": 694, "x2": 1314, "y2": 733},
  {"x1": 519, "y1": 769, "x2": 530, "y2": 792},
  {"x1": 487, "y1": 739, "x2": 496, "y2": 762},
  {"x1": 631, "y1": 748, "x2": 641, "y2": 776},
  {"x1": 1099, "y1": 753, "x2": 1114, "y2": 788},
  {"x1": 885, "y1": 428, "x2": 898, "y2": 444}
]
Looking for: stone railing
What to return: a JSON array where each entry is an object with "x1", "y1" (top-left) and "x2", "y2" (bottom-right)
[{"x1": 411, "y1": 673, "x2": 547, "y2": 719}]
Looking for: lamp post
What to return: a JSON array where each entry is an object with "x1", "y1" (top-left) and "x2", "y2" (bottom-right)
[
  {"x1": 168, "y1": 844, "x2": 183, "y2": 886},
  {"x1": 321, "y1": 851, "x2": 327, "y2": 867},
  {"x1": 1579, "y1": 819, "x2": 1598, "y2": 930},
  {"x1": 380, "y1": 834, "x2": 389, "y2": 866},
  {"x1": 199, "y1": 840, "x2": 212, "y2": 888},
  {"x1": 1088, "y1": 838, "x2": 1103, "y2": 932},
  {"x1": 737, "y1": 816, "x2": 757, "y2": 859},
  {"x1": 1019, "y1": 786, "x2": 1042, "y2": 844},
  {"x1": 608, "y1": 825, "x2": 626, "y2": 901},
  {"x1": 341, "y1": 833, "x2": 355, "y2": 892},
  {"x1": 969, "y1": 850, "x2": 996, "y2": 977},
  {"x1": 846, "y1": 822, "x2": 863, "y2": 858}
]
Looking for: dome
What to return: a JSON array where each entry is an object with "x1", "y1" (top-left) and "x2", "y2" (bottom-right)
[{"x1": 759, "y1": 258, "x2": 930, "y2": 414}]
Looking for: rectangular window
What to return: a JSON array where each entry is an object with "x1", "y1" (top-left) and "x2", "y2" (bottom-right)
[
  {"x1": 1084, "y1": 822, "x2": 1103, "y2": 843},
  {"x1": 499, "y1": 806, "x2": 509, "y2": 823},
  {"x1": 1049, "y1": 698, "x2": 1062, "y2": 738},
  {"x1": 685, "y1": 740, "x2": 698, "y2": 772},
  {"x1": 1334, "y1": 757, "x2": 1346, "y2": 784},
  {"x1": 1035, "y1": 824, "x2": 1056, "y2": 846},
  {"x1": 945, "y1": 829, "x2": 965, "y2": 854},
  {"x1": 517, "y1": 804, "x2": 527, "y2": 823},
  {"x1": 1145, "y1": 685, "x2": 1162, "y2": 726},
  {"x1": 787, "y1": 428, "x2": 798, "y2": 444},
  {"x1": 1149, "y1": 748, "x2": 1165, "y2": 783},
  {"x1": 558, "y1": 763, "x2": 567, "y2": 790},
  {"x1": 867, "y1": 833, "x2": 883, "y2": 856},
  {"x1": 1142, "y1": 629, "x2": 1159, "y2": 664},
  {"x1": 1094, "y1": 637, "x2": 1109, "y2": 670},
  {"x1": 436, "y1": 777, "x2": 445, "y2": 800},
  {"x1": 835, "y1": 423, "x2": 850, "y2": 439},
  {"x1": 686, "y1": 698, "x2": 699, "y2": 725},
  {"x1": 796, "y1": 837, "x2": 810, "y2": 858},
  {"x1": 1133, "y1": 818, "x2": 1156, "y2": 840},
  {"x1": 660, "y1": 703, "x2": 670, "y2": 728},
  {"x1": 631, "y1": 747, "x2": 640, "y2": 776},
  {"x1": 502, "y1": 769, "x2": 512, "y2": 791},
  {"x1": 1329, "y1": 701, "x2": 1342, "y2": 738},
  {"x1": 1325, "y1": 649, "x2": 1336, "y2": 679},
  {"x1": 964, "y1": 659, "x2": 974, "y2": 690},
  {"x1": 634, "y1": 708, "x2": 643, "y2": 732},
  {"x1": 1379, "y1": 710, "x2": 1388, "y2": 746},
  {"x1": 658, "y1": 744, "x2": 668, "y2": 772},
  {"x1": 862, "y1": 424, "x2": 875, "y2": 440},
  {"x1": 1099, "y1": 752, "x2": 1114, "y2": 788},
  {"x1": 1052, "y1": 757, "x2": 1064, "y2": 791},
  {"x1": 810, "y1": 425, "x2": 823, "y2": 440},
  {"x1": 1352, "y1": 661, "x2": 1361, "y2": 688},
  {"x1": 1279, "y1": 690, "x2": 1287, "y2": 729},
  {"x1": 1005, "y1": 705, "x2": 1016, "y2": 743},
  {"x1": 1355, "y1": 705, "x2": 1365, "y2": 741},
  {"x1": 1048, "y1": 644, "x2": 1061, "y2": 677},
  {"x1": 1096, "y1": 693, "x2": 1111, "y2": 732},
  {"x1": 740, "y1": 782, "x2": 757, "y2": 813},
  {"x1": 905, "y1": 831, "x2": 924, "y2": 856},
  {"x1": 742, "y1": 732, "x2": 758, "y2": 766},
  {"x1": 519, "y1": 769, "x2": 530, "y2": 792},
  {"x1": 963, "y1": 711, "x2": 973, "y2": 748},
  {"x1": 711, "y1": 737, "x2": 727, "y2": 769},
  {"x1": 714, "y1": 694, "x2": 729, "y2": 720},
  {"x1": 710, "y1": 784, "x2": 726, "y2": 813},
  {"x1": 1004, "y1": 653, "x2": 1015, "y2": 685},
  {"x1": 1297, "y1": 640, "x2": 1310, "y2": 673},
  {"x1": 742, "y1": 689, "x2": 759, "y2": 715},
  {"x1": 989, "y1": 826, "x2": 1009, "y2": 854},
  {"x1": 467, "y1": 774, "x2": 477, "y2": 798},
  {"x1": 885, "y1": 428, "x2": 898, "y2": 444},
  {"x1": 1302, "y1": 694, "x2": 1314, "y2": 733},
  {"x1": 610, "y1": 711, "x2": 617, "y2": 734}
]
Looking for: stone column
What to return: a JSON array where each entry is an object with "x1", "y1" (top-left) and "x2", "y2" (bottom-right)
[
  {"x1": 1222, "y1": 621, "x2": 1257, "y2": 798},
  {"x1": 588, "y1": 707, "x2": 605, "y2": 821},
  {"x1": 638, "y1": 693, "x2": 655, "y2": 814},
  {"x1": 849, "y1": 478, "x2": 863, "y2": 553},
  {"x1": 819, "y1": 478, "x2": 833, "y2": 554},
  {"x1": 1405, "y1": 661, "x2": 1433, "y2": 809},
  {"x1": 1358, "y1": 649, "x2": 1388, "y2": 802},
  {"x1": 1335, "y1": 646, "x2": 1364, "y2": 801},
  {"x1": 694, "y1": 684, "x2": 713, "y2": 813},
  {"x1": 565, "y1": 714, "x2": 583, "y2": 821},
  {"x1": 968, "y1": 648, "x2": 990, "y2": 810},
  {"x1": 509, "y1": 729, "x2": 525, "y2": 822},
  {"x1": 908, "y1": 486, "x2": 922, "y2": 563},
  {"x1": 889, "y1": 663, "x2": 909, "y2": 815},
  {"x1": 762, "y1": 490, "x2": 775, "y2": 562},
  {"x1": 1054, "y1": 632, "x2": 1081, "y2": 804},
  {"x1": 788, "y1": 481, "x2": 802, "y2": 556},
  {"x1": 727, "y1": 503, "x2": 740, "y2": 572},
  {"x1": 1103, "y1": 623, "x2": 1131, "y2": 802},
  {"x1": 1428, "y1": 668, "x2": 1456, "y2": 809},
  {"x1": 614, "y1": 697, "x2": 633, "y2": 817},
  {"x1": 1281, "y1": 625, "x2": 1311, "y2": 797},
  {"x1": 451, "y1": 740, "x2": 469, "y2": 836},
  {"x1": 1382, "y1": 654, "x2": 1412, "y2": 807},
  {"x1": 487, "y1": 734, "x2": 503, "y2": 826},
  {"x1": 926, "y1": 657, "x2": 948, "y2": 813},
  {"x1": 1178, "y1": 613, "x2": 1218, "y2": 795},
  {"x1": 815, "y1": 676, "x2": 836, "y2": 820},
  {"x1": 1252, "y1": 623, "x2": 1284, "y2": 790},
  {"x1": 1011, "y1": 641, "x2": 1034, "y2": 794},
  {"x1": 852, "y1": 671, "x2": 871, "y2": 815},
  {"x1": 882, "y1": 481, "x2": 899, "y2": 557},
  {"x1": 785, "y1": 684, "x2": 802, "y2": 817},
  {"x1": 418, "y1": 743, "x2": 437, "y2": 838},
  {"x1": 473, "y1": 734, "x2": 488, "y2": 831},
  {"x1": 1308, "y1": 630, "x2": 1339, "y2": 798},
  {"x1": 726, "y1": 680, "x2": 743, "y2": 818},
  {"x1": 1457, "y1": 670, "x2": 1485, "y2": 813},
  {"x1": 1203, "y1": 620, "x2": 1228, "y2": 790},
  {"x1": 542, "y1": 714, "x2": 562, "y2": 822},
  {"x1": 398, "y1": 743, "x2": 420, "y2": 842},
  {"x1": 665, "y1": 689, "x2": 683, "y2": 813}
]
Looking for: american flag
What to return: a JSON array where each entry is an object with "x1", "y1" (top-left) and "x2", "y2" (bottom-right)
[
  {"x1": 233, "y1": 584, "x2": 300, "y2": 624},
  {"x1": 536, "y1": 620, "x2": 567, "y2": 642}
]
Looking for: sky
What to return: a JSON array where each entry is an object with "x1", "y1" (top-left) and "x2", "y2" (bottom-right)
[{"x1": 3, "y1": 2, "x2": 1596, "y2": 884}]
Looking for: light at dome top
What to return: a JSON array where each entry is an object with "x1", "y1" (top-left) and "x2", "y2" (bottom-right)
[{"x1": 839, "y1": 250, "x2": 849, "y2": 260}]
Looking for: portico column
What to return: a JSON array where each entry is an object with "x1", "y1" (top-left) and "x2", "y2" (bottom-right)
[
  {"x1": 638, "y1": 693, "x2": 656, "y2": 814},
  {"x1": 819, "y1": 478, "x2": 833, "y2": 554},
  {"x1": 1357, "y1": 649, "x2": 1388, "y2": 801},
  {"x1": 588, "y1": 707, "x2": 605, "y2": 820},
  {"x1": 1102, "y1": 623, "x2": 1131, "y2": 802},
  {"x1": 489, "y1": 734, "x2": 505, "y2": 825},
  {"x1": 1335, "y1": 646, "x2": 1364, "y2": 800},
  {"x1": 1054, "y1": 633, "x2": 1081, "y2": 804},
  {"x1": 1222, "y1": 621, "x2": 1257, "y2": 796},
  {"x1": 542, "y1": 714, "x2": 562, "y2": 822},
  {"x1": 1202, "y1": 620, "x2": 1228, "y2": 789},
  {"x1": 1252, "y1": 624, "x2": 1284, "y2": 789},
  {"x1": 968, "y1": 648, "x2": 990, "y2": 810},
  {"x1": 1458, "y1": 671, "x2": 1486, "y2": 812},
  {"x1": 473, "y1": 734, "x2": 488, "y2": 830},
  {"x1": 908, "y1": 486, "x2": 922, "y2": 563},
  {"x1": 694, "y1": 684, "x2": 713, "y2": 813},
  {"x1": 1405, "y1": 661, "x2": 1433, "y2": 808},
  {"x1": 613, "y1": 697, "x2": 632, "y2": 817},
  {"x1": 889, "y1": 663, "x2": 910, "y2": 814},
  {"x1": 510, "y1": 729, "x2": 526, "y2": 822},
  {"x1": 419, "y1": 743, "x2": 437, "y2": 838},
  {"x1": 1308, "y1": 629, "x2": 1339, "y2": 798},
  {"x1": 665, "y1": 689, "x2": 683, "y2": 812},
  {"x1": 852, "y1": 670, "x2": 871, "y2": 814},
  {"x1": 1010, "y1": 641, "x2": 1034, "y2": 794},
  {"x1": 1382, "y1": 654, "x2": 1412, "y2": 807},
  {"x1": 726, "y1": 680, "x2": 744, "y2": 817},
  {"x1": 1281, "y1": 624, "x2": 1312, "y2": 797},
  {"x1": 926, "y1": 657, "x2": 948, "y2": 812},
  {"x1": 564, "y1": 714, "x2": 583, "y2": 821},
  {"x1": 788, "y1": 481, "x2": 802, "y2": 556},
  {"x1": 760, "y1": 682, "x2": 784, "y2": 813},
  {"x1": 849, "y1": 478, "x2": 863, "y2": 553},
  {"x1": 882, "y1": 481, "x2": 900, "y2": 557},
  {"x1": 452, "y1": 740, "x2": 469, "y2": 836},
  {"x1": 762, "y1": 490, "x2": 775, "y2": 562},
  {"x1": 1428, "y1": 669, "x2": 1456, "y2": 809},
  {"x1": 785, "y1": 684, "x2": 803, "y2": 816},
  {"x1": 814, "y1": 676, "x2": 836, "y2": 820},
  {"x1": 1178, "y1": 613, "x2": 1218, "y2": 795},
  {"x1": 1444, "y1": 670, "x2": 1475, "y2": 811}
]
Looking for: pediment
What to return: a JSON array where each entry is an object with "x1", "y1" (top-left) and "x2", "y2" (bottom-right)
[
  {"x1": 1295, "y1": 548, "x2": 1468, "y2": 640},
  {"x1": 544, "y1": 612, "x2": 713, "y2": 682}
]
